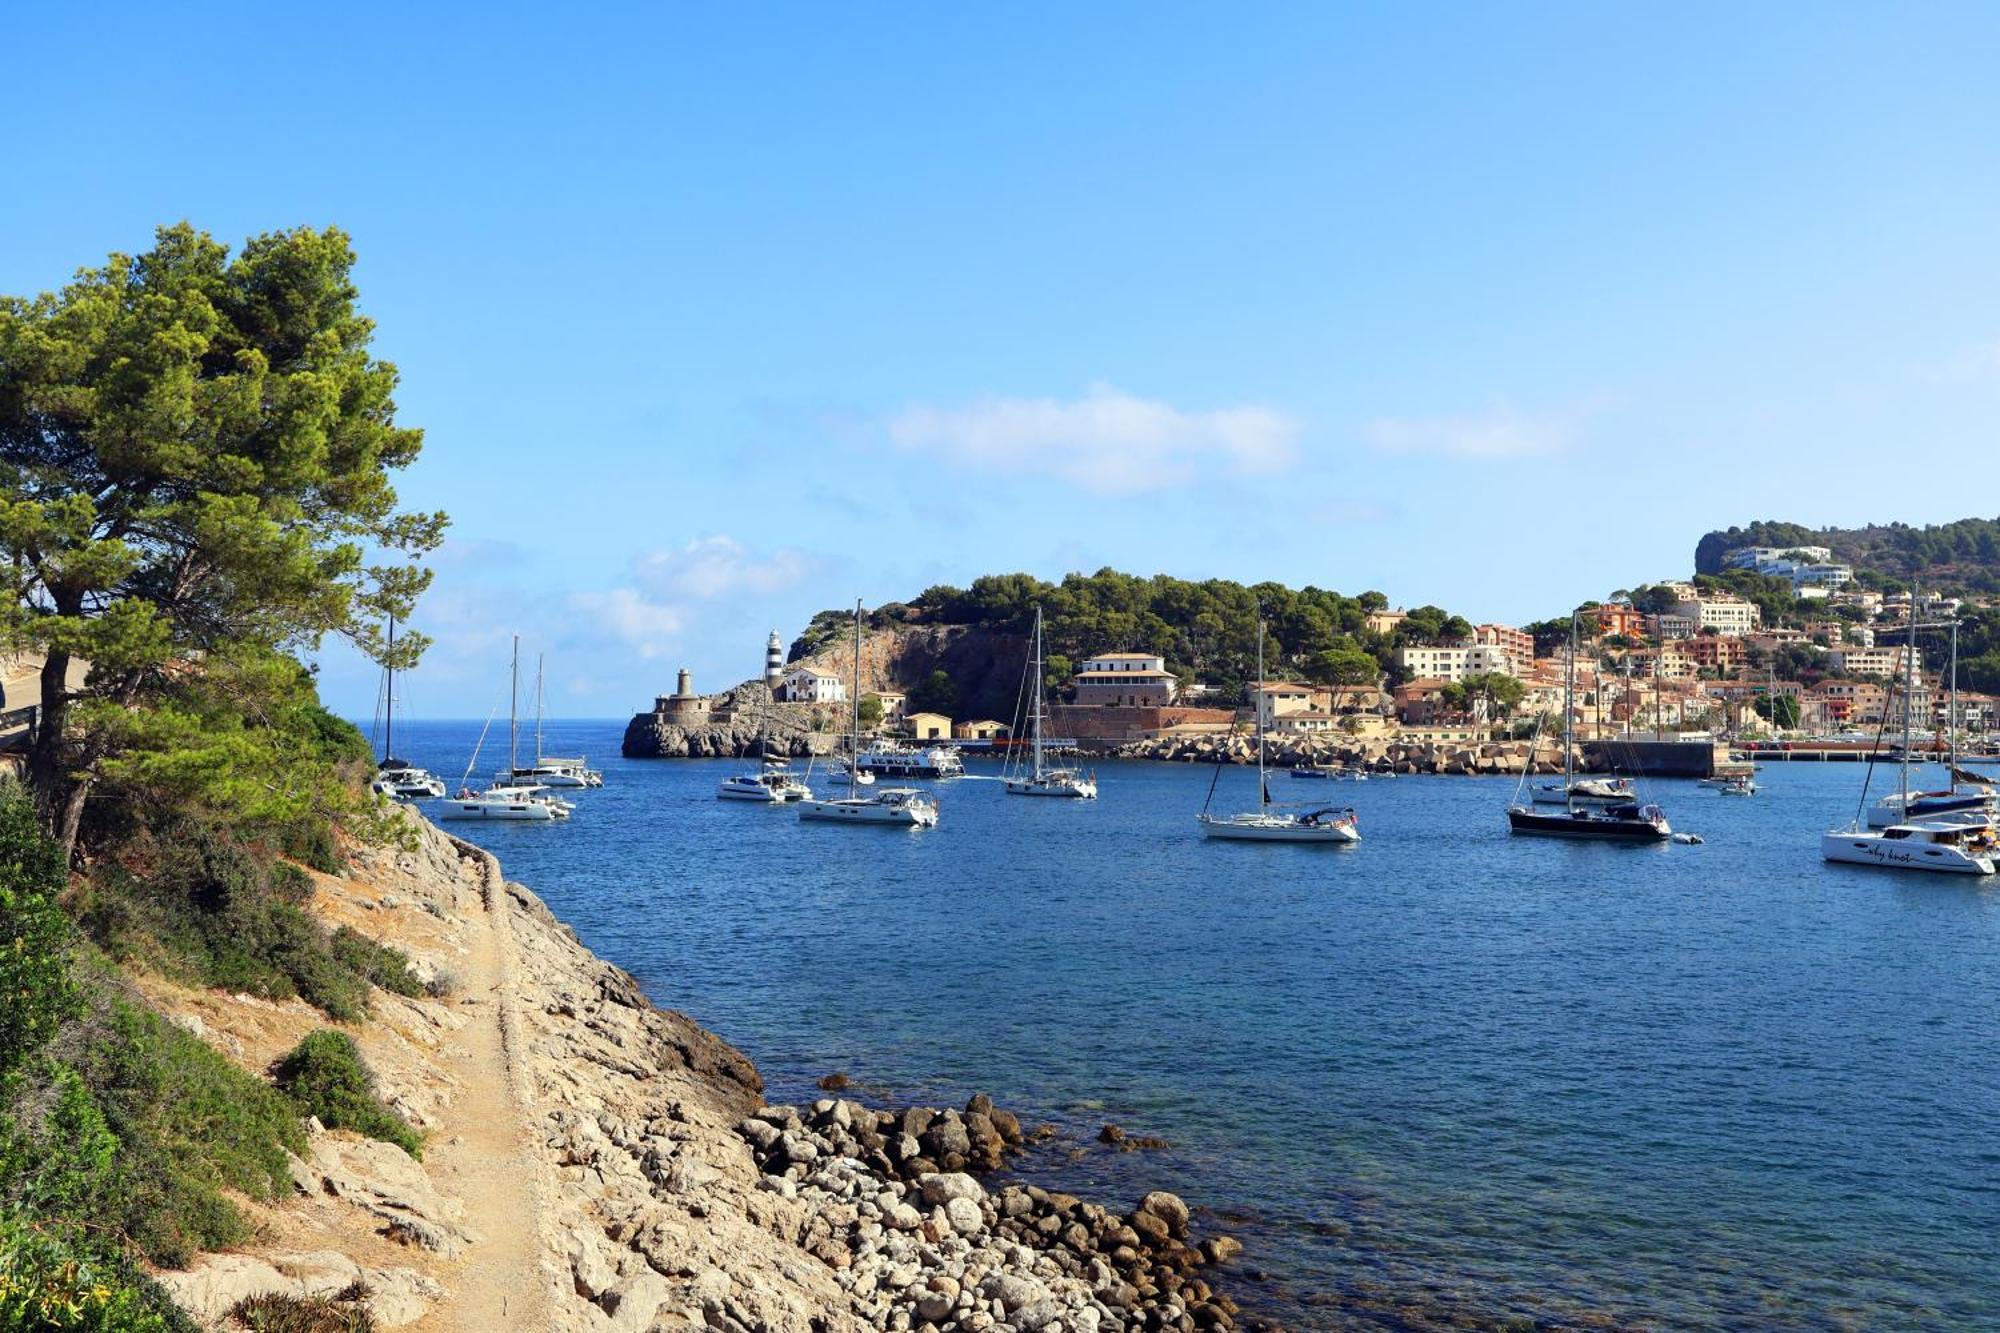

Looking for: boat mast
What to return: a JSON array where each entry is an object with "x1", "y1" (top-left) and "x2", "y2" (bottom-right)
[
  {"x1": 1565, "y1": 612, "x2": 1578, "y2": 808},
  {"x1": 1031, "y1": 606, "x2": 1046, "y2": 781},
  {"x1": 384, "y1": 614, "x2": 395, "y2": 763},
  {"x1": 1948, "y1": 617, "x2": 1960, "y2": 790},
  {"x1": 1256, "y1": 620, "x2": 1268, "y2": 809},
  {"x1": 1899, "y1": 588, "x2": 1915, "y2": 812},
  {"x1": 849, "y1": 600, "x2": 863, "y2": 797},
  {"x1": 509, "y1": 634, "x2": 520, "y2": 775},
  {"x1": 535, "y1": 653, "x2": 546, "y2": 765}
]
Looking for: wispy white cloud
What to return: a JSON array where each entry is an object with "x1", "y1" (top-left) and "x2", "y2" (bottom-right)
[
  {"x1": 566, "y1": 587, "x2": 685, "y2": 660},
  {"x1": 1362, "y1": 402, "x2": 1588, "y2": 460},
  {"x1": 1926, "y1": 339, "x2": 2000, "y2": 383},
  {"x1": 886, "y1": 382, "x2": 1299, "y2": 494},
  {"x1": 632, "y1": 535, "x2": 813, "y2": 600}
]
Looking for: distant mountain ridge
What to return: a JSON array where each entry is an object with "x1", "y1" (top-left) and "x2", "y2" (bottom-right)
[{"x1": 1694, "y1": 516, "x2": 2000, "y2": 592}]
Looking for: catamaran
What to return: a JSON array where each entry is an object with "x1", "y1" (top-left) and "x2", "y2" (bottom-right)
[
  {"x1": 499, "y1": 655, "x2": 603, "y2": 788},
  {"x1": 371, "y1": 616, "x2": 446, "y2": 800},
  {"x1": 436, "y1": 636, "x2": 572, "y2": 821},
  {"x1": 1826, "y1": 594, "x2": 1995, "y2": 874},
  {"x1": 1507, "y1": 613, "x2": 1671, "y2": 841},
  {"x1": 1003, "y1": 607, "x2": 1096, "y2": 799},
  {"x1": 719, "y1": 698, "x2": 814, "y2": 803},
  {"x1": 1863, "y1": 618, "x2": 1995, "y2": 827},
  {"x1": 1198, "y1": 622, "x2": 1359, "y2": 843},
  {"x1": 799, "y1": 602, "x2": 940, "y2": 828}
]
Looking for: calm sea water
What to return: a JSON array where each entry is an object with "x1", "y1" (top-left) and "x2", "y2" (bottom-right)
[{"x1": 378, "y1": 719, "x2": 2000, "y2": 1330}]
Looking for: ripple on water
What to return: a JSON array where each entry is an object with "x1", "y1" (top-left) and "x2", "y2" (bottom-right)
[{"x1": 391, "y1": 721, "x2": 2000, "y2": 1329}]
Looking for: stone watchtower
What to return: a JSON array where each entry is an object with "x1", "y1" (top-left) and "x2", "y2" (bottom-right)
[{"x1": 765, "y1": 630, "x2": 784, "y2": 691}]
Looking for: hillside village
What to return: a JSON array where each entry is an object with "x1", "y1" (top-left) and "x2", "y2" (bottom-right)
[{"x1": 625, "y1": 539, "x2": 2000, "y2": 758}]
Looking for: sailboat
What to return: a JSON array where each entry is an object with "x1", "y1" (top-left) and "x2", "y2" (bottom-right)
[
  {"x1": 1198, "y1": 622, "x2": 1358, "y2": 843},
  {"x1": 499, "y1": 655, "x2": 603, "y2": 788},
  {"x1": 437, "y1": 636, "x2": 573, "y2": 821},
  {"x1": 1507, "y1": 613, "x2": 1671, "y2": 841},
  {"x1": 1862, "y1": 617, "x2": 1995, "y2": 828},
  {"x1": 372, "y1": 615, "x2": 447, "y2": 800},
  {"x1": 720, "y1": 689, "x2": 814, "y2": 802},
  {"x1": 1826, "y1": 594, "x2": 1996, "y2": 874},
  {"x1": 798, "y1": 602, "x2": 940, "y2": 828},
  {"x1": 1003, "y1": 607, "x2": 1097, "y2": 799}
]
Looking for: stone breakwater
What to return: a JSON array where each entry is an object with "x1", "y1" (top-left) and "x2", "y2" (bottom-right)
[
  {"x1": 144, "y1": 811, "x2": 1272, "y2": 1332},
  {"x1": 1121, "y1": 733, "x2": 1570, "y2": 776}
]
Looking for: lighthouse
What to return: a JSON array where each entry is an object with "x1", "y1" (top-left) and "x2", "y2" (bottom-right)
[{"x1": 765, "y1": 629, "x2": 784, "y2": 691}]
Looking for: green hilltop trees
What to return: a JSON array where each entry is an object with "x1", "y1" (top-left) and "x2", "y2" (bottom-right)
[{"x1": 0, "y1": 223, "x2": 444, "y2": 853}]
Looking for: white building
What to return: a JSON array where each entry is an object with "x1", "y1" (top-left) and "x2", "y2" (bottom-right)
[
  {"x1": 1673, "y1": 595, "x2": 1761, "y2": 635},
  {"x1": 1723, "y1": 545, "x2": 1854, "y2": 591},
  {"x1": 1394, "y1": 644, "x2": 1518, "y2": 683},
  {"x1": 779, "y1": 666, "x2": 847, "y2": 704},
  {"x1": 1828, "y1": 646, "x2": 1919, "y2": 679},
  {"x1": 1253, "y1": 681, "x2": 1318, "y2": 728}
]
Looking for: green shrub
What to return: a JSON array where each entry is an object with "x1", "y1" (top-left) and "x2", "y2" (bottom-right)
[
  {"x1": 0, "y1": 1215, "x2": 193, "y2": 1333},
  {"x1": 0, "y1": 789, "x2": 77, "y2": 1080},
  {"x1": 65, "y1": 996, "x2": 304, "y2": 1266},
  {"x1": 329, "y1": 929, "x2": 422, "y2": 1000},
  {"x1": 273, "y1": 1031, "x2": 421, "y2": 1159}
]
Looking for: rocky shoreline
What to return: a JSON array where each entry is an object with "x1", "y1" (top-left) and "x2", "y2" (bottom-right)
[
  {"x1": 146, "y1": 811, "x2": 1275, "y2": 1332},
  {"x1": 1120, "y1": 733, "x2": 1571, "y2": 776}
]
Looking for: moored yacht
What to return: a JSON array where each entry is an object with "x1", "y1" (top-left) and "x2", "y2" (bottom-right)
[
  {"x1": 1003, "y1": 607, "x2": 1097, "y2": 799},
  {"x1": 719, "y1": 761, "x2": 813, "y2": 803},
  {"x1": 436, "y1": 636, "x2": 575, "y2": 823},
  {"x1": 370, "y1": 616, "x2": 446, "y2": 800},
  {"x1": 797, "y1": 601, "x2": 942, "y2": 829},
  {"x1": 1198, "y1": 621, "x2": 1359, "y2": 844},
  {"x1": 1508, "y1": 613, "x2": 1672, "y2": 842}
]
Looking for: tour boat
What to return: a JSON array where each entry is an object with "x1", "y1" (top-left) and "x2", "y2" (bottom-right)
[
  {"x1": 1003, "y1": 607, "x2": 1097, "y2": 799},
  {"x1": 857, "y1": 741, "x2": 963, "y2": 779},
  {"x1": 370, "y1": 617, "x2": 446, "y2": 800},
  {"x1": 437, "y1": 636, "x2": 574, "y2": 823},
  {"x1": 1822, "y1": 588, "x2": 1992, "y2": 873},
  {"x1": 1199, "y1": 622, "x2": 1359, "y2": 844},
  {"x1": 798, "y1": 602, "x2": 941, "y2": 829},
  {"x1": 1508, "y1": 613, "x2": 1672, "y2": 842}
]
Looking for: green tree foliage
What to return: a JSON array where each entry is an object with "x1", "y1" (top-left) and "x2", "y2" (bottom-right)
[
  {"x1": 1696, "y1": 515, "x2": 2000, "y2": 593},
  {"x1": 0, "y1": 223, "x2": 445, "y2": 852},
  {"x1": 855, "y1": 694, "x2": 884, "y2": 729},
  {"x1": 907, "y1": 670, "x2": 959, "y2": 716},
  {"x1": 1754, "y1": 693, "x2": 1802, "y2": 729},
  {"x1": 273, "y1": 1030, "x2": 421, "y2": 1158}
]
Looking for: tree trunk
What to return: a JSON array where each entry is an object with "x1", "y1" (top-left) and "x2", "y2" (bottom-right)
[{"x1": 25, "y1": 649, "x2": 87, "y2": 862}]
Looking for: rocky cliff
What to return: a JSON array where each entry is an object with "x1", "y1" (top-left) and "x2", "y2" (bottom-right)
[{"x1": 144, "y1": 811, "x2": 1268, "y2": 1333}]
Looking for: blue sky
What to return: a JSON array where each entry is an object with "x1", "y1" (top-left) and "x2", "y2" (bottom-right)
[{"x1": 7, "y1": 3, "x2": 2000, "y2": 717}]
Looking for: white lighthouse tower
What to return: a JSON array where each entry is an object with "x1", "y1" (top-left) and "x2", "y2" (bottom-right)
[{"x1": 765, "y1": 629, "x2": 784, "y2": 692}]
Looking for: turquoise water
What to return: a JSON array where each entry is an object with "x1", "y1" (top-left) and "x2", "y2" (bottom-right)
[{"x1": 385, "y1": 721, "x2": 2000, "y2": 1329}]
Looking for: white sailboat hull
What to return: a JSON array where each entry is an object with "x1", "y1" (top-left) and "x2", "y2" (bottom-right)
[
  {"x1": 1821, "y1": 830, "x2": 1994, "y2": 875},
  {"x1": 798, "y1": 797, "x2": 938, "y2": 827},
  {"x1": 436, "y1": 797, "x2": 568, "y2": 821},
  {"x1": 1197, "y1": 813, "x2": 1360, "y2": 843},
  {"x1": 1004, "y1": 775, "x2": 1097, "y2": 798}
]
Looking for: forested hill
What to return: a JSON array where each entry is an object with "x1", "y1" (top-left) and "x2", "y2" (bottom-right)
[
  {"x1": 1695, "y1": 517, "x2": 2000, "y2": 591},
  {"x1": 792, "y1": 570, "x2": 1481, "y2": 713}
]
